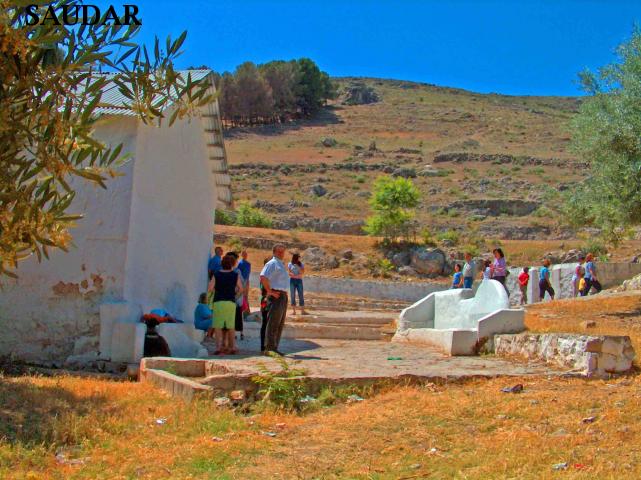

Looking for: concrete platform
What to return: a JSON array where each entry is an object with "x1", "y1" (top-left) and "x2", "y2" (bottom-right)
[
  {"x1": 140, "y1": 336, "x2": 554, "y2": 401},
  {"x1": 209, "y1": 337, "x2": 552, "y2": 380}
]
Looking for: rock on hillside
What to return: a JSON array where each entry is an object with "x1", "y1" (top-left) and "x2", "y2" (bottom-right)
[{"x1": 342, "y1": 81, "x2": 380, "y2": 105}]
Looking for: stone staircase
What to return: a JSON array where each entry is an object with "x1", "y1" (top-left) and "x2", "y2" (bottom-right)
[{"x1": 243, "y1": 291, "x2": 410, "y2": 341}]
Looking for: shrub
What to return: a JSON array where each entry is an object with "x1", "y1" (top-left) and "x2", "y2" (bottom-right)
[
  {"x1": 582, "y1": 238, "x2": 608, "y2": 258},
  {"x1": 215, "y1": 209, "x2": 235, "y2": 225},
  {"x1": 420, "y1": 228, "x2": 437, "y2": 247},
  {"x1": 355, "y1": 175, "x2": 366, "y2": 184},
  {"x1": 228, "y1": 237, "x2": 243, "y2": 253},
  {"x1": 462, "y1": 243, "x2": 481, "y2": 257},
  {"x1": 252, "y1": 354, "x2": 307, "y2": 412},
  {"x1": 437, "y1": 230, "x2": 460, "y2": 245},
  {"x1": 235, "y1": 201, "x2": 273, "y2": 228},
  {"x1": 532, "y1": 206, "x2": 554, "y2": 218}
]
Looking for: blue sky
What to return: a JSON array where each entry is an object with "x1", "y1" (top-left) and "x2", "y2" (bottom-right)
[{"x1": 106, "y1": 0, "x2": 640, "y2": 96}]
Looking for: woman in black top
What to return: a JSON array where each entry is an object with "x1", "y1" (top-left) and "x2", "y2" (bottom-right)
[{"x1": 208, "y1": 254, "x2": 243, "y2": 354}]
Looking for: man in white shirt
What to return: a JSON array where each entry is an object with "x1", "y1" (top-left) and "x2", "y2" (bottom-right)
[{"x1": 259, "y1": 244, "x2": 289, "y2": 355}]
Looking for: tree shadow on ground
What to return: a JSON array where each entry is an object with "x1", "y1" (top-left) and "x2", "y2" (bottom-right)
[
  {"x1": 0, "y1": 376, "x2": 108, "y2": 447},
  {"x1": 223, "y1": 106, "x2": 343, "y2": 140}
]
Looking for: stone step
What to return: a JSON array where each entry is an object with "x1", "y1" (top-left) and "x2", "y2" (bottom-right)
[
  {"x1": 242, "y1": 319, "x2": 390, "y2": 341},
  {"x1": 289, "y1": 310, "x2": 395, "y2": 326}
]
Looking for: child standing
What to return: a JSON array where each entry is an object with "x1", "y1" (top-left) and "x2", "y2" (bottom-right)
[
  {"x1": 482, "y1": 259, "x2": 492, "y2": 280},
  {"x1": 578, "y1": 270, "x2": 587, "y2": 297},
  {"x1": 452, "y1": 264, "x2": 463, "y2": 289},
  {"x1": 518, "y1": 267, "x2": 530, "y2": 305}
]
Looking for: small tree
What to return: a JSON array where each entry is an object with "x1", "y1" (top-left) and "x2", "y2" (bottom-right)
[
  {"x1": 562, "y1": 28, "x2": 641, "y2": 245},
  {"x1": 364, "y1": 176, "x2": 420, "y2": 242}
]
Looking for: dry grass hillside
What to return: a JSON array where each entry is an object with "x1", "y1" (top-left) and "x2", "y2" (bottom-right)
[{"x1": 225, "y1": 78, "x2": 585, "y2": 242}]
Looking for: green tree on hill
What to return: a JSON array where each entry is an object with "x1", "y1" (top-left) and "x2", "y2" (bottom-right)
[
  {"x1": 364, "y1": 176, "x2": 421, "y2": 243},
  {"x1": 563, "y1": 28, "x2": 641, "y2": 244}
]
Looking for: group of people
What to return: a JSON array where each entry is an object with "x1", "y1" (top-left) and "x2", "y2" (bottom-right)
[
  {"x1": 451, "y1": 248, "x2": 509, "y2": 291},
  {"x1": 195, "y1": 244, "x2": 308, "y2": 355},
  {"x1": 451, "y1": 249, "x2": 603, "y2": 305}
]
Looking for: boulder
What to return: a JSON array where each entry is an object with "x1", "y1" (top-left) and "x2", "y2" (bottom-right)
[
  {"x1": 341, "y1": 249, "x2": 354, "y2": 260},
  {"x1": 321, "y1": 137, "x2": 337, "y2": 148},
  {"x1": 310, "y1": 184, "x2": 327, "y2": 197},
  {"x1": 303, "y1": 247, "x2": 339, "y2": 269},
  {"x1": 398, "y1": 266, "x2": 418, "y2": 276},
  {"x1": 392, "y1": 167, "x2": 417, "y2": 178},
  {"x1": 391, "y1": 251, "x2": 411, "y2": 267},
  {"x1": 410, "y1": 248, "x2": 447, "y2": 276}
]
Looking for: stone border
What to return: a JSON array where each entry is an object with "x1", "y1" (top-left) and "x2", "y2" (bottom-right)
[{"x1": 494, "y1": 333, "x2": 636, "y2": 378}]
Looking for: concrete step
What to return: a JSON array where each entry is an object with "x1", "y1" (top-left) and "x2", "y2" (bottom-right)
[
  {"x1": 284, "y1": 323, "x2": 385, "y2": 341},
  {"x1": 289, "y1": 310, "x2": 395, "y2": 326}
]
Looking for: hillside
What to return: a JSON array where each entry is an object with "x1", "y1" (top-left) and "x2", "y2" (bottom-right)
[{"x1": 225, "y1": 77, "x2": 584, "y2": 241}]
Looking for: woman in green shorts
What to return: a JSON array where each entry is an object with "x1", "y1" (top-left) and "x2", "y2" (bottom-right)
[{"x1": 208, "y1": 254, "x2": 243, "y2": 355}]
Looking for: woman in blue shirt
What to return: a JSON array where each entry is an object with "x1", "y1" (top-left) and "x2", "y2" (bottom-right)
[
  {"x1": 451, "y1": 264, "x2": 463, "y2": 289},
  {"x1": 538, "y1": 258, "x2": 555, "y2": 301},
  {"x1": 194, "y1": 293, "x2": 213, "y2": 338},
  {"x1": 582, "y1": 253, "x2": 602, "y2": 295}
]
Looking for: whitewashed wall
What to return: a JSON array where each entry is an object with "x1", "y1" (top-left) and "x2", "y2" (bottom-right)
[
  {"x1": 123, "y1": 113, "x2": 214, "y2": 323},
  {"x1": 0, "y1": 117, "x2": 138, "y2": 361}
]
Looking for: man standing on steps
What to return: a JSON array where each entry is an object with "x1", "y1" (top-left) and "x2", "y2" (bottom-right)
[{"x1": 260, "y1": 244, "x2": 289, "y2": 355}]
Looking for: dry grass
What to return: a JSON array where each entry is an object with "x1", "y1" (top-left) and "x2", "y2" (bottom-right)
[
  {"x1": 526, "y1": 292, "x2": 641, "y2": 358},
  {"x1": 3, "y1": 373, "x2": 641, "y2": 479},
  {"x1": 4, "y1": 294, "x2": 641, "y2": 479}
]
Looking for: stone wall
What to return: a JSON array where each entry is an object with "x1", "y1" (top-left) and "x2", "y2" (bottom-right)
[
  {"x1": 249, "y1": 273, "x2": 446, "y2": 302},
  {"x1": 494, "y1": 333, "x2": 635, "y2": 377},
  {"x1": 245, "y1": 262, "x2": 641, "y2": 304}
]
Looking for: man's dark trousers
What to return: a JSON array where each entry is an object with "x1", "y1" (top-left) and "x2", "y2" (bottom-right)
[{"x1": 265, "y1": 292, "x2": 288, "y2": 352}]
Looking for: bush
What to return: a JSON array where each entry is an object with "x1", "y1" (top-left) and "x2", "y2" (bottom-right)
[
  {"x1": 235, "y1": 201, "x2": 273, "y2": 228},
  {"x1": 462, "y1": 243, "x2": 481, "y2": 257},
  {"x1": 437, "y1": 230, "x2": 460, "y2": 246},
  {"x1": 252, "y1": 354, "x2": 307, "y2": 412},
  {"x1": 582, "y1": 238, "x2": 608, "y2": 258},
  {"x1": 532, "y1": 206, "x2": 554, "y2": 218},
  {"x1": 215, "y1": 209, "x2": 235, "y2": 225},
  {"x1": 420, "y1": 228, "x2": 437, "y2": 247}
]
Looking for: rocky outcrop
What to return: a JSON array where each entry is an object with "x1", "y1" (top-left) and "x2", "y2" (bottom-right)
[
  {"x1": 450, "y1": 199, "x2": 540, "y2": 217},
  {"x1": 253, "y1": 200, "x2": 310, "y2": 213},
  {"x1": 433, "y1": 152, "x2": 587, "y2": 169},
  {"x1": 478, "y1": 223, "x2": 573, "y2": 240},
  {"x1": 342, "y1": 81, "x2": 380, "y2": 105},
  {"x1": 620, "y1": 273, "x2": 641, "y2": 291},
  {"x1": 213, "y1": 233, "x2": 308, "y2": 251},
  {"x1": 272, "y1": 217, "x2": 365, "y2": 235},
  {"x1": 542, "y1": 249, "x2": 585, "y2": 264}
]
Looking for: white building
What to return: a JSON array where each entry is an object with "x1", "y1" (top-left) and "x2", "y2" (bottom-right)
[{"x1": 0, "y1": 69, "x2": 231, "y2": 364}]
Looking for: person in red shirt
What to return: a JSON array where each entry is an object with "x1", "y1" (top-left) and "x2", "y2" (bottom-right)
[{"x1": 518, "y1": 267, "x2": 530, "y2": 305}]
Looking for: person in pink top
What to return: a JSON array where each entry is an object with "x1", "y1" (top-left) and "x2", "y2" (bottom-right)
[{"x1": 490, "y1": 247, "x2": 509, "y2": 295}]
